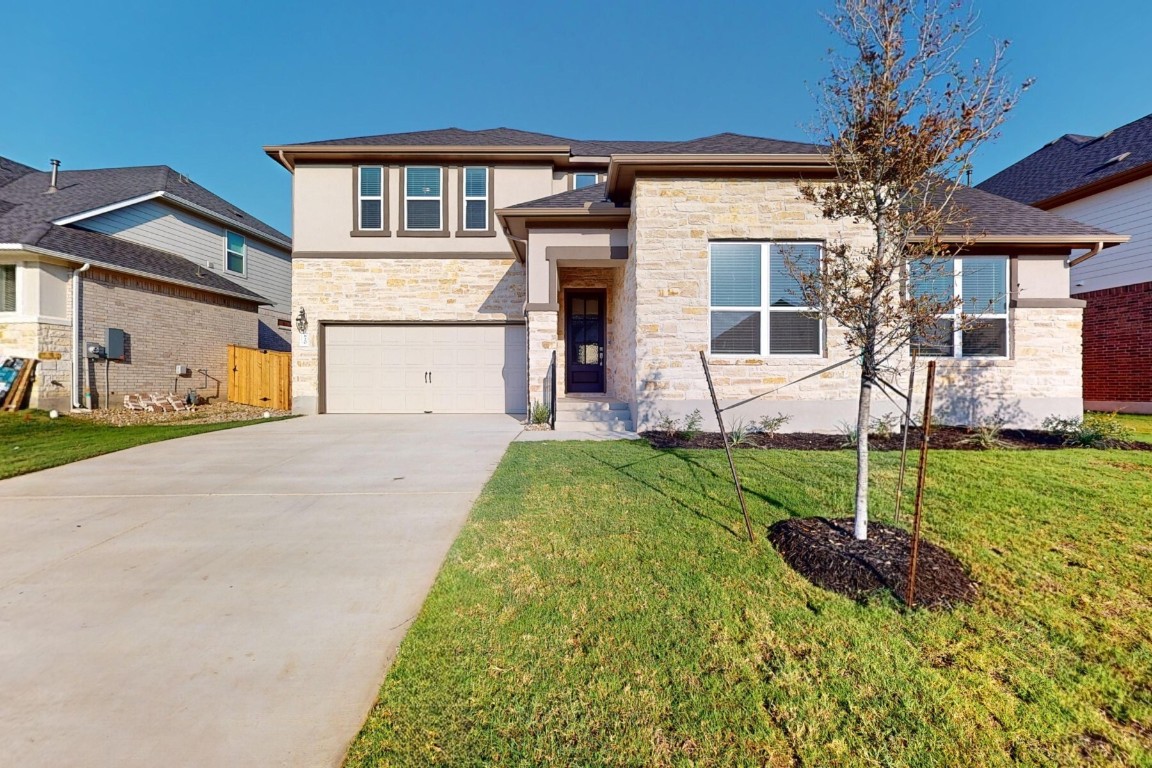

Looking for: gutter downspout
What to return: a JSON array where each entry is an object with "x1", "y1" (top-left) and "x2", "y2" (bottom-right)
[
  {"x1": 71, "y1": 262, "x2": 90, "y2": 409},
  {"x1": 1068, "y1": 241, "x2": 1104, "y2": 268}
]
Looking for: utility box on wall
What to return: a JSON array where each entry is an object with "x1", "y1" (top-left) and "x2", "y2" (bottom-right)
[{"x1": 106, "y1": 328, "x2": 125, "y2": 361}]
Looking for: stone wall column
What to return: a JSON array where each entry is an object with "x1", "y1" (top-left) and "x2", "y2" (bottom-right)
[{"x1": 526, "y1": 310, "x2": 559, "y2": 413}]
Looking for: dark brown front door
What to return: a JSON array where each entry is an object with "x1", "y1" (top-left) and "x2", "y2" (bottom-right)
[{"x1": 566, "y1": 290, "x2": 605, "y2": 393}]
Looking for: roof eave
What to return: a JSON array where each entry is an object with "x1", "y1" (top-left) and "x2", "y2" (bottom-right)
[
  {"x1": 263, "y1": 144, "x2": 572, "y2": 171},
  {"x1": 0, "y1": 242, "x2": 269, "y2": 305},
  {"x1": 1031, "y1": 159, "x2": 1152, "y2": 209},
  {"x1": 606, "y1": 153, "x2": 832, "y2": 199},
  {"x1": 495, "y1": 206, "x2": 631, "y2": 261}
]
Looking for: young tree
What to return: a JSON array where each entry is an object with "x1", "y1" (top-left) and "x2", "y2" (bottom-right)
[{"x1": 799, "y1": 0, "x2": 1028, "y2": 540}]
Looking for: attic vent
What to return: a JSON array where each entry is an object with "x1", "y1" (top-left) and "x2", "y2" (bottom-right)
[
  {"x1": 231, "y1": 210, "x2": 244, "y2": 218},
  {"x1": 1105, "y1": 151, "x2": 1131, "y2": 165}
]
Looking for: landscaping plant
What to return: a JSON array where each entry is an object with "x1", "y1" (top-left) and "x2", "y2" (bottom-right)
[{"x1": 796, "y1": 0, "x2": 1029, "y2": 539}]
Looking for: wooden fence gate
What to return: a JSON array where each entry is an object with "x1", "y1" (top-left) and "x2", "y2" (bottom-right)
[{"x1": 228, "y1": 345, "x2": 291, "y2": 411}]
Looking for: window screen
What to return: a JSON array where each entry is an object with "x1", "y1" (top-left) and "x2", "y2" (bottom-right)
[
  {"x1": 0, "y1": 264, "x2": 14, "y2": 312},
  {"x1": 225, "y1": 232, "x2": 246, "y2": 274},
  {"x1": 406, "y1": 167, "x2": 442, "y2": 230},
  {"x1": 358, "y1": 166, "x2": 383, "y2": 230}
]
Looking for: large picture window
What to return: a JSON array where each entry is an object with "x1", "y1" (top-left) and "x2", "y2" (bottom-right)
[
  {"x1": 911, "y1": 256, "x2": 1009, "y2": 358},
  {"x1": 709, "y1": 242, "x2": 822, "y2": 356},
  {"x1": 404, "y1": 167, "x2": 442, "y2": 230}
]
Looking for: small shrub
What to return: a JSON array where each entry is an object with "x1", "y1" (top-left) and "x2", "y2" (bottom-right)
[
  {"x1": 754, "y1": 412, "x2": 792, "y2": 436},
  {"x1": 964, "y1": 419, "x2": 1009, "y2": 450},
  {"x1": 870, "y1": 413, "x2": 899, "y2": 440},
  {"x1": 837, "y1": 420, "x2": 859, "y2": 448},
  {"x1": 653, "y1": 410, "x2": 679, "y2": 437},
  {"x1": 1042, "y1": 412, "x2": 1134, "y2": 448},
  {"x1": 728, "y1": 419, "x2": 755, "y2": 448},
  {"x1": 682, "y1": 409, "x2": 704, "y2": 440},
  {"x1": 529, "y1": 400, "x2": 552, "y2": 426}
]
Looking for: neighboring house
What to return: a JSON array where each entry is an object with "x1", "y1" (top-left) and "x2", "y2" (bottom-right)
[
  {"x1": 266, "y1": 127, "x2": 1124, "y2": 431},
  {"x1": 978, "y1": 113, "x2": 1152, "y2": 414},
  {"x1": 0, "y1": 156, "x2": 292, "y2": 411}
]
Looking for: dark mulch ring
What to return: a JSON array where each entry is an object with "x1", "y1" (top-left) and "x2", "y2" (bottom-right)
[
  {"x1": 768, "y1": 517, "x2": 978, "y2": 610},
  {"x1": 643, "y1": 426, "x2": 1152, "y2": 451}
]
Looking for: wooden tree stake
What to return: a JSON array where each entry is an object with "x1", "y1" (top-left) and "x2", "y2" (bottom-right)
[{"x1": 905, "y1": 360, "x2": 936, "y2": 608}]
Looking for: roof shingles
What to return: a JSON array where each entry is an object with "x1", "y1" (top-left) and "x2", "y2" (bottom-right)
[{"x1": 977, "y1": 113, "x2": 1152, "y2": 205}]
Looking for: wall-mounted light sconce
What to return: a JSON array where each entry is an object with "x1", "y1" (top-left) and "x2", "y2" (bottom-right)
[{"x1": 295, "y1": 307, "x2": 308, "y2": 334}]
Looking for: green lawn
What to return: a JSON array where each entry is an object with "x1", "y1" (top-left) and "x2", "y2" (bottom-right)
[
  {"x1": 0, "y1": 410, "x2": 288, "y2": 479},
  {"x1": 346, "y1": 441, "x2": 1152, "y2": 767},
  {"x1": 1114, "y1": 413, "x2": 1152, "y2": 444}
]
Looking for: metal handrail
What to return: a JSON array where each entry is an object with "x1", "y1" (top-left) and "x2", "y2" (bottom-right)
[{"x1": 549, "y1": 350, "x2": 557, "y2": 430}]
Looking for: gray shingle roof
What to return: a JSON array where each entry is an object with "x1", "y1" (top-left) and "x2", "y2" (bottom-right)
[
  {"x1": 0, "y1": 156, "x2": 279, "y2": 303},
  {"x1": 0, "y1": 160, "x2": 289, "y2": 245},
  {"x1": 940, "y1": 184, "x2": 1119, "y2": 239},
  {"x1": 508, "y1": 179, "x2": 1119, "y2": 240},
  {"x1": 505, "y1": 182, "x2": 625, "y2": 210},
  {"x1": 976, "y1": 113, "x2": 1152, "y2": 204},
  {"x1": 284, "y1": 128, "x2": 823, "y2": 158}
]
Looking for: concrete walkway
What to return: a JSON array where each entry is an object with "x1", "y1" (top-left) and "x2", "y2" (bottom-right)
[{"x1": 0, "y1": 414, "x2": 521, "y2": 767}]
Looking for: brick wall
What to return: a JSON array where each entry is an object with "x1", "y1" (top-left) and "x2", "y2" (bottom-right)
[
  {"x1": 80, "y1": 268, "x2": 258, "y2": 406},
  {"x1": 1077, "y1": 280, "x2": 1152, "y2": 408}
]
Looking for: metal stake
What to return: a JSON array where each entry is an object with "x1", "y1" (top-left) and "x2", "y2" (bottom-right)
[
  {"x1": 699, "y1": 351, "x2": 754, "y2": 543},
  {"x1": 893, "y1": 354, "x2": 918, "y2": 525},
  {"x1": 905, "y1": 360, "x2": 936, "y2": 608}
]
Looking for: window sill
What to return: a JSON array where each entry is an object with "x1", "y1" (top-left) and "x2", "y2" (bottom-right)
[
  {"x1": 224, "y1": 269, "x2": 247, "y2": 279},
  {"x1": 708, "y1": 353, "x2": 826, "y2": 362},
  {"x1": 350, "y1": 230, "x2": 391, "y2": 238},
  {"x1": 398, "y1": 230, "x2": 450, "y2": 238},
  {"x1": 456, "y1": 230, "x2": 497, "y2": 238}
]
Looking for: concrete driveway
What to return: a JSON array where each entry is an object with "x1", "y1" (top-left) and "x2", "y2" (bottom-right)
[{"x1": 0, "y1": 414, "x2": 521, "y2": 767}]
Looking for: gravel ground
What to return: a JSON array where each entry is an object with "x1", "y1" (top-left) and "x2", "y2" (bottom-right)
[{"x1": 70, "y1": 402, "x2": 292, "y2": 427}]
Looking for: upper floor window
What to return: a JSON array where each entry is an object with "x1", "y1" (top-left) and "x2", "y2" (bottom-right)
[
  {"x1": 405, "y1": 167, "x2": 442, "y2": 230},
  {"x1": 463, "y1": 167, "x2": 489, "y2": 230},
  {"x1": 573, "y1": 172, "x2": 598, "y2": 189},
  {"x1": 709, "y1": 242, "x2": 822, "y2": 356},
  {"x1": 0, "y1": 264, "x2": 15, "y2": 312},
  {"x1": 357, "y1": 166, "x2": 385, "y2": 231},
  {"x1": 910, "y1": 256, "x2": 1009, "y2": 358},
  {"x1": 225, "y1": 232, "x2": 246, "y2": 275}
]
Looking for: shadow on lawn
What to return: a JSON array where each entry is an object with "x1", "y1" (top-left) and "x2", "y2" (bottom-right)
[{"x1": 581, "y1": 445, "x2": 807, "y2": 539}]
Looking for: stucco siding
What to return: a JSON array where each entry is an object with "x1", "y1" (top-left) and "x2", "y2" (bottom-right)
[{"x1": 1060, "y1": 174, "x2": 1152, "y2": 294}]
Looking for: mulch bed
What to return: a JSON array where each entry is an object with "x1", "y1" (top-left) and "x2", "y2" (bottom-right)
[
  {"x1": 643, "y1": 426, "x2": 1152, "y2": 451},
  {"x1": 768, "y1": 517, "x2": 977, "y2": 610}
]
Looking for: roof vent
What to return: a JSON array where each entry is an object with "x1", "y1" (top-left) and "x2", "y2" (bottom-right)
[
  {"x1": 1105, "y1": 151, "x2": 1131, "y2": 165},
  {"x1": 47, "y1": 159, "x2": 60, "y2": 194}
]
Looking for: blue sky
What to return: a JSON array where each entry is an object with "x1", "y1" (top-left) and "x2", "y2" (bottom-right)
[{"x1": 2, "y1": 0, "x2": 1149, "y2": 236}]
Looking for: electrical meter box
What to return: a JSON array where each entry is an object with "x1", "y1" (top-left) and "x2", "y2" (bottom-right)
[{"x1": 106, "y1": 328, "x2": 126, "y2": 361}]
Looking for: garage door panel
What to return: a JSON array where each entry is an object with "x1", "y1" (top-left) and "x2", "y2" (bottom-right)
[{"x1": 324, "y1": 324, "x2": 525, "y2": 414}]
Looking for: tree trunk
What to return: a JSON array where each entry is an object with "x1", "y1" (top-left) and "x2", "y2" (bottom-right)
[{"x1": 854, "y1": 373, "x2": 872, "y2": 540}]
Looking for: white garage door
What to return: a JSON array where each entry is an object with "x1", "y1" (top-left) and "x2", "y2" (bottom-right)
[{"x1": 323, "y1": 324, "x2": 527, "y2": 414}]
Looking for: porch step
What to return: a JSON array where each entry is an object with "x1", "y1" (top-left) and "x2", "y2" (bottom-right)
[
  {"x1": 556, "y1": 398, "x2": 630, "y2": 412},
  {"x1": 553, "y1": 398, "x2": 634, "y2": 432},
  {"x1": 558, "y1": 419, "x2": 636, "y2": 432}
]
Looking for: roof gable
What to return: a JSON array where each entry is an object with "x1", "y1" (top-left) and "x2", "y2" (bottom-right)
[{"x1": 977, "y1": 113, "x2": 1152, "y2": 205}]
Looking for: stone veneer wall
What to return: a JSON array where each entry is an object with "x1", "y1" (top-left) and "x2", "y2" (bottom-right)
[
  {"x1": 628, "y1": 177, "x2": 1083, "y2": 430},
  {"x1": 555, "y1": 267, "x2": 628, "y2": 400},
  {"x1": 0, "y1": 320, "x2": 71, "y2": 411},
  {"x1": 292, "y1": 258, "x2": 525, "y2": 413},
  {"x1": 79, "y1": 268, "x2": 257, "y2": 406}
]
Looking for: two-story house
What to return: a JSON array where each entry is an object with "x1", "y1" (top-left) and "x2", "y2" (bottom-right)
[
  {"x1": 978, "y1": 113, "x2": 1152, "y2": 414},
  {"x1": 266, "y1": 127, "x2": 1124, "y2": 431},
  {"x1": 0, "y1": 156, "x2": 292, "y2": 410}
]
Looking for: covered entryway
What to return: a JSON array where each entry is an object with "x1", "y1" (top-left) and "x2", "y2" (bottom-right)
[{"x1": 322, "y1": 323, "x2": 526, "y2": 414}]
